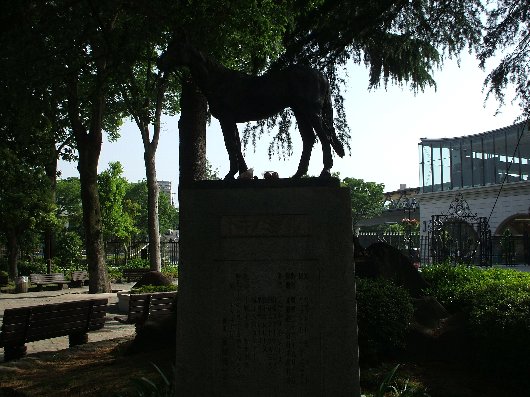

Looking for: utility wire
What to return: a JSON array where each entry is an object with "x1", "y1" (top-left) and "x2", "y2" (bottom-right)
[{"x1": 488, "y1": 121, "x2": 529, "y2": 223}]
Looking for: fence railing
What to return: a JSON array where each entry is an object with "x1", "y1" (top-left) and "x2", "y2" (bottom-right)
[
  {"x1": 105, "y1": 240, "x2": 179, "y2": 267},
  {"x1": 358, "y1": 232, "x2": 530, "y2": 266}
]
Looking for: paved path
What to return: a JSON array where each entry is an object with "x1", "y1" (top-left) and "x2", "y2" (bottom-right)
[{"x1": 0, "y1": 283, "x2": 137, "y2": 362}]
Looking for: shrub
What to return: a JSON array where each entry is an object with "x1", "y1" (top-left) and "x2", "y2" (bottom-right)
[
  {"x1": 107, "y1": 266, "x2": 122, "y2": 282},
  {"x1": 17, "y1": 258, "x2": 48, "y2": 275},
  {"x1": 125, "y1": 258, "x2": 150, "y2": 269},
  {"x1": 421, "y1": 263, "x2": 485, "y2": 311},
  {"x1": 421, "y1": 263, "x2": 530, "y2": 381},
  {"x1": 162, "y1": 265, "x2": 178, "y2": 280},
  {"x1": 356, "y1": 278, "x2": 414, "y2": 361}
]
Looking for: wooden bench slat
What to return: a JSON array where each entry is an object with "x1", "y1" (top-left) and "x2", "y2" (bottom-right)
[
  {"x1": 0, "y1": 298, "x2": 108, "y2": 360},
  {"x1": 115, "y1": 291, "x2": 177, "y2": 326}
]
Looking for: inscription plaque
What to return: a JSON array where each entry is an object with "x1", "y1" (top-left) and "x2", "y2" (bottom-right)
[{"x1": 178, "y1": 180, "x2": 360, "y2": 396}]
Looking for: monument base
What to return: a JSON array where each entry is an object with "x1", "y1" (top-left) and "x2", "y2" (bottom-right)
[{"x1": 178, "y1": 178, "x2": 360, "y2": 396}]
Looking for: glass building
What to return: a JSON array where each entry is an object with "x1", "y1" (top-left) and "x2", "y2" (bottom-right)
[{"x1": 418, "y1": 122, "x2": 530, "y2": 193}]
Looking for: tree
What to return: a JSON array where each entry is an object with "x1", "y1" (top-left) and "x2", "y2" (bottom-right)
[
  {"x1": 1, "y1": 2, "x2": 131, "y2": 292},
  {"x1": 97, "y1": 162, "x2": 137, "y2": 243},
  {"x1": 125, "y1": 181, "x2": 179, "y2": 240},
  {"x1": 157, "y1": 1, "x2": 301, "y2": 185},
  {"x1": 156, "y1": 0, "x2": 491, "y2": 184},
  {"x1": 56, "y1": 178, "x2": 84, "y2": 236},
  {"x1": 478, "y1": 0, "x2": 530, "y2": 119},
  {"x1": 114, "y1": 18, "x2": 176, "y2": 271},
  {"x1": 0, "y1": 148, "x2": 55, "y2": 279},
  {"x1": 341, "y1": 177, "x2": 385, "y2": 229}
]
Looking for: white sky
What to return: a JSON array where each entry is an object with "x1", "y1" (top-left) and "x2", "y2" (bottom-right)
[{"x1": 58, "y1": 52, "x2": 521, "y2": 198}]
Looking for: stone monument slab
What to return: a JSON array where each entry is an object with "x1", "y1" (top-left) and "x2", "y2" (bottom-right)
[{"x1": 177, "y1": 178, "x2": 360, "y2": 396}]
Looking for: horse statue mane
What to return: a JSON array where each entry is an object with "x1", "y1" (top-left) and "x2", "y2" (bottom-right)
[{"x1": 158, "y1": 38, "x2": 345, "y2": 180}]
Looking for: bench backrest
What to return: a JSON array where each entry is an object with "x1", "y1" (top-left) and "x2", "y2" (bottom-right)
[
  {"x1": 30, "y1": 273, "x2": 67, "y2": 284},
  {"x1": 0, "y1": 298, "x2": 108, "y2": 346},
  {"x1": 127, "y1": 292, "x2": 176, "y2": 324},
  {"x1": 71, "y1": 270, "x2": 89, "y2": 281}
]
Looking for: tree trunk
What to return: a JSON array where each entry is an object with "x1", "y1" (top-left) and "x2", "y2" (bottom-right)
[
  {"x1": 66, "y1": 70, "x2": 111, "y2": 293},
  {"x1": 78, "y1": 141, "x2": 111, "y2": 293},
  {"x1": 44, "y1": 155, "x2": 57, "y2": 274},
  {"x1": 145, "y1": 146, "x2": 162, "y2": 271},
  {"x1": 6, "y1": 230, "x2": 19, "y2": 280},
  {"x1": 178, "y1": 78, "x2": 207, "y2": 188}
]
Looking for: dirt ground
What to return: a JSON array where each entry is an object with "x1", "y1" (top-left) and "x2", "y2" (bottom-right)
[{"x1": 0, "y1": 287, "x2": 525, "y2": 396}]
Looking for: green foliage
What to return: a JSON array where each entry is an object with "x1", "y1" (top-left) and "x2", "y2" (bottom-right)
[
  {"x1": 341, "y1": 177, "x2": 385, "y2": 228},
  {"x1": 107, "y1": 266, "x2": 123, "y2": 283},
  {"x1": 126, "y1": 258, "x2": 151, "y2": 269},
  {"x1": 118, "y1": 363, "x2": 174, "y2": 397},
  {"x1": 55, "y1": 231, "x2": 83, "y2": 269},
  {"x1": 421, "y1": 263, "x2": 484, "y2": 311},
  {"x1": 369, "y1": 365, "x2": 430, "y2": 397},
  {"x1": 422, "y1": 263, "x2": 530, "y2": 379},
  {"x1": 356, "y1": 278, "x2": 414, "y2": 360},
  {"x1": 125, "y1": 181, "x2": 179, "y2": 239},
  {"x1": 17, "y1": 259, "x2": 49, "y2": 276},
  {"x1": 130, "y1": 285, "x2": 177, "y2": 294},
  {"x1": 478, "y1": 1, "x2": 530, "y2": 119},
  {"x1": 98, "y1": 162, "x2": 138, "y2": 242},
  {"x1": 56, "y1": 178, "x2": 83, "y2": 235},
  {"x1": 161, "y1": 265, "x2": 178, "y2": 281}
]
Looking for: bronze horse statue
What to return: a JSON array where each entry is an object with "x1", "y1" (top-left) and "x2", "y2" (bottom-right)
[{"x1": 157, "y1": 39, "x2": 345, "y2": 179}]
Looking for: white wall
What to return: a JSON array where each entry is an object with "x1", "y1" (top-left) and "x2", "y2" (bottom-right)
[{"x1": 418, "y1": 180, "x2": 530, "y2": 237}]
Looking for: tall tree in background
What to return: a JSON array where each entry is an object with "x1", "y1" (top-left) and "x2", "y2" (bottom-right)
[
  {"x1": 113, "y1": 7, "x2": 177, "y2": 271},
  {"x1": 98, "y1": 162, "x2": 137, "y2": 243},
  {"x1": 125, "y1": 181, "x2": 179, "y2": 239}
]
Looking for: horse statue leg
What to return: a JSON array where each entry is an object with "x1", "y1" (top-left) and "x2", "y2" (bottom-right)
[
  {"x1": 310, "y1": 112, "x2": 333, "y2": 178},
  {"x1": 220, "y1": 119, "x2": 248, "y2": 179},
  {"x1": 292, "y1": 110, "x2": 316, "y2": 178}
]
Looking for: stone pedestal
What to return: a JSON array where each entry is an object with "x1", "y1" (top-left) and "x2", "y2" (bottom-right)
[{"x1": 177, "y1": 178, "x2": 360, "y2": 397}]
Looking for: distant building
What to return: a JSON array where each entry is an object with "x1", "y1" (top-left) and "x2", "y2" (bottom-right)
[
  {"x1": 418, "y1": 122, "x2": 530, "y2": 265},
  {"x1": 157, "y1": 180, "x2": 172, "y2": 201},
  {"x1": 358, "y1": 122, "x2": 530, "y2": 266}
]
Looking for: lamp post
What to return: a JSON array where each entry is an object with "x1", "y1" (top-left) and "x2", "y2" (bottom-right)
[{"x1": 403, "y1": 197, "x2": 418, "y2": 259}]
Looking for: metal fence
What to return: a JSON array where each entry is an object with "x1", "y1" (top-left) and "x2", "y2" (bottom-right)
[
  {"x1": 105, "y1": 240, "x2": 179, "y2": 266},
  {"x1": 358, "y1": 232, "x2": 530, "y2": 266}
]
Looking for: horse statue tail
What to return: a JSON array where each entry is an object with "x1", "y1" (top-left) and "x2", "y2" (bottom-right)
[{"x1": 322, "y1": 86, "x2": 345, "y2": 158}]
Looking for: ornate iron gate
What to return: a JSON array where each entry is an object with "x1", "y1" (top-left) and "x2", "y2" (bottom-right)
[{"x1": 430, "y1": 193, "x2": 492, "y2": 266}]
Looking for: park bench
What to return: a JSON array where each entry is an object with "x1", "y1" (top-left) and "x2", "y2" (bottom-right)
[
  {"x1": 30, "y1": 273, "x2": 69, "y2": 291},
  {"x1": 122, "y1": 268, "x2": 150, "y2": 282},
  {"x1": 0, "y1": 298, "x2": 108, "y2": 361},
  {"x1": 70, "y1": 270, "x2": 89, "y2": 287},
  {"x1": 115, "y1": 291, "x2": 176, "y2": 328}
]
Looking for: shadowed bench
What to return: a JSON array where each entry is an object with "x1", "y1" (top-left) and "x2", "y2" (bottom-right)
[
  {"x1": 116, "y1": 292, "x2": 176, "y2": 328},
  {"x1": 70, "y1": 270, "x2": 89, "y2": 287},
  {"x1": 30, "y1": 273, "x2": 69, "y2": 291},
  {"x1": 0, "y1": 298, "x2": 108, "y2": 361}
]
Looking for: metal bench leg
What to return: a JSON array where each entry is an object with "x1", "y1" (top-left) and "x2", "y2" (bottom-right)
[
  {"x1": 4, "y1": 345, "x2": 27, "y2": 361},
  {"x1": 69, "y1": 332, "x2": 88, "y2": 347}
]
